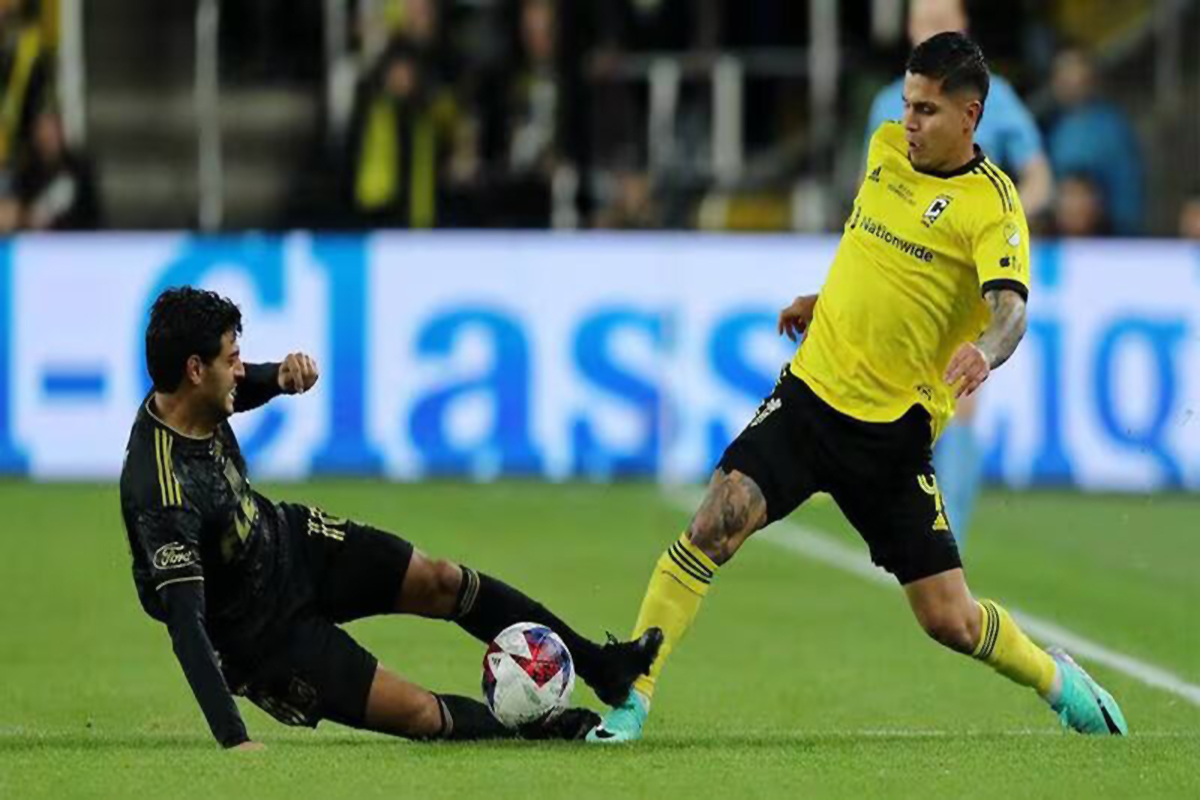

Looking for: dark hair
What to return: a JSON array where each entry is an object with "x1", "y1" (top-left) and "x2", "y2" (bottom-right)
[
  {"x1": 145, "y1": 287, "x2": 242, "y2": 392},
  {"x1": 906, "y1": 31, "x2": 990, "y2": 122}
]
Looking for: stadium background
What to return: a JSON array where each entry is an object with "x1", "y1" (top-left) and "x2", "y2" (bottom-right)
[{"x1": 3, "y1": 1, "x2": 1198, "y2": 798}]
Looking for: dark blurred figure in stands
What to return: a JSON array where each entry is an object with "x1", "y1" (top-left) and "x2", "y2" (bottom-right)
[
  {"x1": 1052, "y1": 173, "x2": 1109, "y2": 238},
  {"x1": 478, "y1": 0, "x2": 566, "y2": 228},
  {"x1": 1043, "y1": 48, "x2": 1142, "y2": 236},
  {"x1": 593, "y1": 165, "x2": 661, "y2": 230},
  {"x1": 220, "y1": 0, "x2": 322, "y2": 83},
  {"x1": 0, "y1": 0, "x2": 51, "y2": 176},
  {"x1": 1176, "y1": 194, "x2": 1200, "y2": 240},
  {"x1": 345, "y1": 38, "x2": 471, "y2": 229},
  {"x1": 389, "y1": 0, "x2": 456, "y2": 87},
  {"x1": 16, "y1": 108, "x2": 99, "y2": 230},
  {"x1": 590, "y1": 0, "x2": 695, "y2": 52}
]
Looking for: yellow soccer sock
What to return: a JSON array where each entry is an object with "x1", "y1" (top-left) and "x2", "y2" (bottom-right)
[
  {"x1": 630, "y1": 533, "x2": 718, "y2": 701},
  {"x1": 973, "y1": 599, "x2": 1057, "y2": 697}
]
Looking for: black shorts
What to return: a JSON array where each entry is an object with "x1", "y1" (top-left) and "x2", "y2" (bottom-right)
[
  {"x1": 718, "y1": 368, "x2": 961, "y2": 585},
  {"x1": 226, "y1": 506, "x2": 415, "y2": 728}
]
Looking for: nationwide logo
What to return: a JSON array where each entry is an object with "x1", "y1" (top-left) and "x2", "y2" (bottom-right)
[
  {"x1": 153, "y1": 542, "x2": 197, "y2": 571},
  {"x1": 857, "y1": 214, "x2": 935, "y2": 263}
]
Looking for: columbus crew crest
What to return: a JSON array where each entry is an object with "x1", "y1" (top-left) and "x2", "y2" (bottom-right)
[{"x1": 921, "y1": 195, "x2": 953, "y2": 227}]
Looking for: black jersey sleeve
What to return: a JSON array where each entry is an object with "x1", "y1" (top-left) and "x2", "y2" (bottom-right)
[
  {"x1": 133, "y1": 505, "x2": 205, "y2": 590},
  {"x1": 234, "y1": 362, "x2": 282, "y2": 413},
  {"x1": 161, "y1": 581, "x2": 250, "y2": 747}
]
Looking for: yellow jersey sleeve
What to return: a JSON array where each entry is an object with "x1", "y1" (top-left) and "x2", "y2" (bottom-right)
[{"x1": 969, "y1": 164, "x2": 1031, "y2": 300}]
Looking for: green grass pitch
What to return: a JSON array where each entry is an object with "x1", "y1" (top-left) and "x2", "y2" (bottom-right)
[{"x1": 2, "y1": 481, "x2": 1197, "y2": 798}]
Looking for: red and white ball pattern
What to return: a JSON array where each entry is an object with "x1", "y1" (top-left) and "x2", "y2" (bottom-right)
[{"x1": 482, "y1": 622, "x2": 575, "y2": 727}]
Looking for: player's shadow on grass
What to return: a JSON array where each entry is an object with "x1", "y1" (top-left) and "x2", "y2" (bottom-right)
[
  {"x1": 0, "y1": 734, "x2": 219, "y2": 753},
  {"x1": 0, "y1": 730, "x2": 1065, "y2": 754},
  {"x1": 623, "y1": 730, "x2": 1066, "y2": 751},
  {"x1": 0, "y1": 733, "x2": 533, "y2": 753}
]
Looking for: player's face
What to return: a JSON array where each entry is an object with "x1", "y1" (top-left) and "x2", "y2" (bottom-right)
[
  {"x1": 901, "y1": 72, "x2": 979, "y2": 172},
  {"x1": 199, "y1": 331, "x2": 245, "y2": 419}
]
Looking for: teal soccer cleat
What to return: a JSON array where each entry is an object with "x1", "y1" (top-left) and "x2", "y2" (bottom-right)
[
  {"x1": 586, "y1": 691, "x2": 649, "y2": 744},
  {"x1": 1048, "y1": 648, "x2": 1128, "y2": 735}
]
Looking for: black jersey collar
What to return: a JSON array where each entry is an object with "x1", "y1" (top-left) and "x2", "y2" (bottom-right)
[
  {"x1": 914, "y1": 144, "x2": 985, "y2": 179},
  {"x1": 144, "y1": 394, "x2": 216, "y2": 441}
]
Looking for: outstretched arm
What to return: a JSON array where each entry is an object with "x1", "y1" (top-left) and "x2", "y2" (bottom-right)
[
  {"x1": 943, "y1": 287, "x2": 1027, "y2": 399},
  {"x1": 234, "y1": 353, "x2": 320, "y2": 413},
  {"x1": 134, "y1": 506, "x2": 251, "y2": 748},
  {"x1": 161, "y1": 582, "x2": 251, "y2": 748}
]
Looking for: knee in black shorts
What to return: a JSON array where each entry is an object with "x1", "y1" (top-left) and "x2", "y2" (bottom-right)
[
  {"x1": 234, "y1": 619, "x2": 379, "y2": 729},
  {"x1": 716, "y1": 372, "x2": 820, "y2": 525}
]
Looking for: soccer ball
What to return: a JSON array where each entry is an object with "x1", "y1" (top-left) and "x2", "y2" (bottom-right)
[{"x1": 482, "y1": 622, "x2": 575, "y2": 728}]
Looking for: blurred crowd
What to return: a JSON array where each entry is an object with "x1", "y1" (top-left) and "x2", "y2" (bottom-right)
[
  {"x1": 320, "y1": 0, "x2": 1193, "y2": 238},
  {"x1": 0, "y1": 0, "x2": 98, "y2": 232},
  {"x1": 8, "y1": 0, "x2": 1200, "y2": 238}
]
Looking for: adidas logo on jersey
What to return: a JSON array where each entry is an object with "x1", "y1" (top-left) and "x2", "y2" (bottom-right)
[
  {"x1": 868, "y1": 166, "x2": 882, "y2": 183},
  {"x1": 749, "y1": 398, "x2": 782, "y2": 428}
]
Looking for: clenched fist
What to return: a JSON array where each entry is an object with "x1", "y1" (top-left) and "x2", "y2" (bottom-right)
[{"x1": 278, "y1": 352, "x2": 319, "y2": 395}]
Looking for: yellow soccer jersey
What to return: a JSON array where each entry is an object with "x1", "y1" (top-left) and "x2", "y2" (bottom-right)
[{"x1": 791, "y1": 121, "x2": 1030, "y2": 440}]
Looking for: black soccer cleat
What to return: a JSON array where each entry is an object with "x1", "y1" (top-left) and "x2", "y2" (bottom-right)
[
  {"x1": 518, "y1": 708, "x2": 602, "y2": 741},
  {"x1": 587, "y1": 627, "x2": 664, "y2": 708}
]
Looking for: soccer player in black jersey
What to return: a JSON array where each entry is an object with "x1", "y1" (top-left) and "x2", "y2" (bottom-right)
[{"x1": 120, "y1": 286, "x2": 662, "y2": 750}]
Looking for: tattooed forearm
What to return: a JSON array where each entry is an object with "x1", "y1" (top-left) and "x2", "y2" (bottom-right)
[{"x1": 977, "y1": 288, "x2": 1027, "y2": 370}]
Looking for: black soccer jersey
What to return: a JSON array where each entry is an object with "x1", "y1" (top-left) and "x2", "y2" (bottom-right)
[
  {"x1": 119, "y1": 362, "x2": 303, "y2": 746},
  {"x1": 120, "y1": 363, "x2": 307, "y2": 648}
]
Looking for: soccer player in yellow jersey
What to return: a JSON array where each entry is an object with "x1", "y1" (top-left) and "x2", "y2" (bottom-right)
[{"x1": 589, "y1": 32, "x2": 1127, "y2": 743}]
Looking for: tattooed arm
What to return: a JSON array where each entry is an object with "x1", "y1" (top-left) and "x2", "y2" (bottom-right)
[
  {"x1": 977, "y1": 287, "x2": 1028, "y2": 369},
  {"x1": 943, "y1": 287, "x2": 1027, "y2": 399}
]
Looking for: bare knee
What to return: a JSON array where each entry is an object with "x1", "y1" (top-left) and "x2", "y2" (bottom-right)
[
  {"x1": 407, "y1": 695, "x2": 446, "y2": 738},
  {"x1": 428, "y1": 558, "x2": 463, "y2": 602},
  {"x1": 382, "y1": 693, "x2": 444, "y2": 739},
  {"x1": 687, "y1": 469, "x2": 768, "y2": 565},
  {"x1": 364, "y1": 667, "x2": 444, "y2": 739},
  {"x1": 917, "y1": 607, "x2": 980, "y2": 654},
  {"x1": 398, "y1": 553, "x2": 462, "y2": 618}
]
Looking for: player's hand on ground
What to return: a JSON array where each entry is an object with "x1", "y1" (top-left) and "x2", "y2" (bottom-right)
[
  {"x1": 777, "y1": 294, "x2": 818, "y2": 341},
  {"x1": 944, "y1": 342, "x2": 990, "y2": 398},
  {"x1": 517, "y1": 708, "x2": 601, "y2": 741},
  {"x1": 229, "y1": 740, "x2": 266, "y2": 752},
  {"x1": 278, "y1": 352, "x2": 319, "y2": 395}
]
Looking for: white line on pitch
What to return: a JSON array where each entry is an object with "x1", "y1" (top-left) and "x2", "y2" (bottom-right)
[{"x1": 664, "y1": 487, "x2": 1200, "y2": 709}]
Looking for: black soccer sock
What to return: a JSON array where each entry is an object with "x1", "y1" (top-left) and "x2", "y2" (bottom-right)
[
  {"x1": 453, "y1": 569, "x2": 605, "y2": 683},
  {"x1": 434, "y1": 694, "x2": 515, "y2": 741}
]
